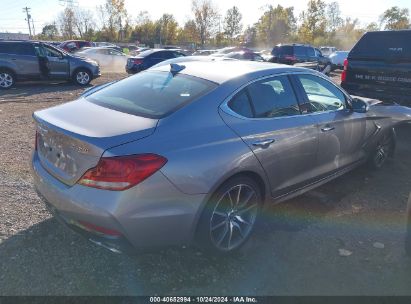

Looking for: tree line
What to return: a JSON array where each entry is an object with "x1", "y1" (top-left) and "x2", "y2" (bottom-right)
[{"x1": 37, "y1": 0, "x2": 411, "y2": 50}]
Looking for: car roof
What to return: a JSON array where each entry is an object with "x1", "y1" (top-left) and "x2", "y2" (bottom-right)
[{"x1": 149, "y1": 60, "x2": 313, "y2": 84}]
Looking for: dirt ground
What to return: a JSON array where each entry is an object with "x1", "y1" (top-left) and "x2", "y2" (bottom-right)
[{"x1": 0, "y1": 72, "x2": 411, "y2": 296}]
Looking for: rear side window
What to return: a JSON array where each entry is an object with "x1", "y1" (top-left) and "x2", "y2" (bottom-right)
[
  {"x1": 247, "y1": 76, "x2": 300, "y2": 118},
  {"x1": 351, "y1": 31, "x2": 411, "y2": 59},
  {"x1": 0, "y1": 43, "x2": 35, "y2": 56},
  {"x1": 86, "y1": 71, "x2": 218, "y2": 118},
  {"x1": 228, "y1": 90, "x2": 253, "y2": 118},
  {"x1": 294, "y1": 46, "x2": 306, "y2": 57},
  {"x1": 272, "y1": 46, "x2": 293, "y2": 56}
]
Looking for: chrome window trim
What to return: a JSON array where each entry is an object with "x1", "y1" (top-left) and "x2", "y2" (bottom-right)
[{"x1": 220, "y1": 71, "x2": 351, "y2": 121}]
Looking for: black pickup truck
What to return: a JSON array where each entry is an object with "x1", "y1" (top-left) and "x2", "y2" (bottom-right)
[{"x1": 341, "y1": 30, "x2": 411, "y2": 107}]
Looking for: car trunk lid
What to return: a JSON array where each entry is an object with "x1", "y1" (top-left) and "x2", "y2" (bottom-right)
[{"x1": 34, "y1": 98, "x2": 158, "y2": 186}]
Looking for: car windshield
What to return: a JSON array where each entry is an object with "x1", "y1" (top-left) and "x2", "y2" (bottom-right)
[{"x1": 86, "y1": 71, "x2": 218, "y2": 118}]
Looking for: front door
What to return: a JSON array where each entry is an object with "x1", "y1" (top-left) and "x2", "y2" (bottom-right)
[
  {"x1": 294, "y1": 74, "x2": 367, "y2": 176},
  {"x1": 220, "y1": 75, "x2": 319, "y2": 197},
  {"x1": 42, "y1": 45, "x2": 69, "y2": 78}
]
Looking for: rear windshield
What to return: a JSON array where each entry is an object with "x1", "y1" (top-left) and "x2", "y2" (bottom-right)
[
  {"x1": 86, "y1": 71, "x2": 218, "y2": 118},
  {"x1": 350, "y1": 31, "x2": 411, "y2": 60}
]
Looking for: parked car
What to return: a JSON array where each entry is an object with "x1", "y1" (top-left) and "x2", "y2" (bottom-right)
[
  {"x1": 341, "y1": 30, "x2": 411, "y2": 107},
  {"x1": 320, "y1": 46, "x2": 337, "y2": 57},
  {"x1": 270, "y1": 44, "x2": 329, "y2": 72},
  {"x1": 150, "y1": 55, "x2": 238, "y2": 69},
  {"x1": 59, "y1": 40, "x2": 94, "y2": 53},
  {"x1": 211, "y1": 47, "x2": 253, "y2": 57},
  {"x1": 76, "y1": 47, "x2": 128, "y2": 72},
  {"x1": 328, "y1": 51, "x2": 349, "y2": 70},
  {"x1": 0, "y1": 40, "x2": 100, "y2": 89},
  {"x1": 94, "y1": 42, "x2": 123, "y2": 53},
  {"x1": 224, "y1": 51, "x2": 265, "y2": 62},
  {"x1": 126, "y1": 49, "x2": 186, "y2": 74},
  {"x1": 32, "y1": 60, "x2": 411, "y2": 254},
  {"x1": 192, "y1": 50, "x2": 217, "y2": 56}
]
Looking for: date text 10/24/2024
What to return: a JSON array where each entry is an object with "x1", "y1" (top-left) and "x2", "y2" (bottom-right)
[{"x1": 149, "y1": 297, "x2": 258, "y2": 303}]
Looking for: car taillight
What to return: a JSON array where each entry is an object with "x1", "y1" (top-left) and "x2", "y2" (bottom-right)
[
  {"x1": 78, "y1": 154, "x2": 167, "y2": 191},
  {"x1": 132, "y1": 59, "x2": 143, "y2": 65},
  {"x1": 341, "y1": 59, "x2": 348, "y2": 82},
  {"x1": 284, "y1": 55, "x2": 297, "y2": 61}
]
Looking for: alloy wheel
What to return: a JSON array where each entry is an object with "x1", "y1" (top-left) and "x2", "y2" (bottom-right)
[
  {"x1": 210, "y1": 184, "x2": 258, "y2": 251},
  {"x1": 0, "y1": 73, "x2": 13, "y2": 88},
  {"x1": 373, "y1": 134, "x2": 393, "y2": 168},
  {"x1": 76, "y1": 71, "x2": 90, "y2": 85}
]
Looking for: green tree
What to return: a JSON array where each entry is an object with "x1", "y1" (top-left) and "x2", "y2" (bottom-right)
[
  {"x1": 224, "y1": 6, "x2": 242, "y2": 42},
  {"x1": 327, "y1": 2, "x2": 343, "y2": 32},
  {"x1": 157, "y1": 14, "x2": 179, "y2": 45},
  {"x1": 177, "y1": 20, "x2": 199, "y2": 46},
  {"x1": 365, "y1": 22, "x2": 380, "y2": 32},
  {"x1": 41, "y1": 23, "x2": 59, "y2": 39},
  {"x1": 192, "y1": 0, "x2": 219, "y2": 46},
  {"x1": 255, "y1": 5, "x2": 296, "y2": 46},
  {"x1": 98, "y1": 0, "x2": 128, "y2": 41},
  {"x1": 298, "y1": 0, "x2": 327, "y2": 43},
  {"x1": 380, "y1": 6, "x2": 410, "y2": 30}
]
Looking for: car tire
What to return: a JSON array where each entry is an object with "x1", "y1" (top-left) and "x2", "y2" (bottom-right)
[
  {"x1": 73, "y1": 69, "x2": 92, "y2": 86},
  {"x1": 406, "y1": 203, "x2": 411, "y2": 257},
  {"x1": 368, "y1": 129, "x2": 396, "y2": 169},
  {"x1": 196, "y1": 175, "x2": 262, "y2": 255},
  {"x1": 0, "y1": 69, "x2": 15, "y2": 89}
]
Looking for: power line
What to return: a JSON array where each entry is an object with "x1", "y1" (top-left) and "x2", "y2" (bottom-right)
[{"x1": 22, "y1": 6, "x2": 32, "y2": 38}]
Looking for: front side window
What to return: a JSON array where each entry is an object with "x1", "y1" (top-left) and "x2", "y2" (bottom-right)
[
  {"x1": 86, "y1": 71, "x2": 217, "y2": 118},
  {"x1": 43, "y1": 46, "x2": 62, "y2": 58},
  {"x1": 297, "y1": 74, "x2": 346, "y2": 113}
]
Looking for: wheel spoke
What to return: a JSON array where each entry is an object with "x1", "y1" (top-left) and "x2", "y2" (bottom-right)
[
  {"x1": 237, "y1": 203, "x2": 258, "y2": 215},
  {"x1": 216, "y1": 222, "x2": 229, "y2": 246},
  {"x1": 235, "y1": 185, "x2": 242, "y2": 207},
  {"x1": 227, "y1": 221, "x2": 234, "y2": 249},
  {"x1": 231, "y1": 220, "x2": 245, "y2": 238},
  {"x1": 213, "y1": 211, "x2": 227, "y2": 218},
  {"x1": 211, "y1": 220, "x2": 227, "y2": 231},
  {"x1": 234, "y1": 215, "x2": 251, "y2": 226},
  {"x1": 227, "y1": 191, "x2": 234, "y2": 208}
]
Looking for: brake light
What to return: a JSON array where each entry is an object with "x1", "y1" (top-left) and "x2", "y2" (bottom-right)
[
  {"x1": 78, "y1": 154, "x2": 167, "y2": 191},
  {"x1": 132, "y1": 59, "x2": 143, "y2": 65},
  {"x1": 341, "y1": 59, "x2": 348, "y2": 82},
  {"x1": 285, "y1": 55, "x2": 297, "y2": 61}
]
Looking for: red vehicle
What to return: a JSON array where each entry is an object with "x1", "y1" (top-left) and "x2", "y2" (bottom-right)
[{"x1": 58, "y1": 40, "x2": 94, "y2": 53}]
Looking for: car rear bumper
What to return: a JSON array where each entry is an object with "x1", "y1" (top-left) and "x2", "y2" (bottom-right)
[{"x1": 31, "y1": 151, "x2": 206, "y2": 252}]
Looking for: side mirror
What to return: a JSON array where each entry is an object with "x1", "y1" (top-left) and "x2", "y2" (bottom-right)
[{"x1": 351, "y1": 98, "x2": 369, "y2": 113}]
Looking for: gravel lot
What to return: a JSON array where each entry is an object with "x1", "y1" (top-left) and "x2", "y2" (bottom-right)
[{"x1": 0, "y1": 72, "x2": 411, "y2": 296}]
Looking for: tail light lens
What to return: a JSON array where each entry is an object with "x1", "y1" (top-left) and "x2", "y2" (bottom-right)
[
  {"x1": 78, "y1": 154, "x2": 167, "y2": 191},
  {"x1": 285, "y1": 55, "x2": 297, "y2": 61},
  {"x1": 132, "y1": 59, "x2": 143, "y2": 65},
  {"x1": 341, "y1": 59, "x2": 348, "y2": 82}
]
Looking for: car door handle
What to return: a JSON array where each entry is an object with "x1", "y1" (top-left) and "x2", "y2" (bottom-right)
[
  {"x1": 321, "y1": 126, "x2": 335, "y2": 132},
  {"x1": 252, "y1": 139, "x2": 275, "y2": 147}
]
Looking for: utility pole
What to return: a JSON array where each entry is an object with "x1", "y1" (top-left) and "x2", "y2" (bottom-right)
[
  {"x1": 23, "y1": 7, "x2": 32, "y2": 38},
  {"x1": 31, "y1": 18, "x2": 36, "y2": 36}
]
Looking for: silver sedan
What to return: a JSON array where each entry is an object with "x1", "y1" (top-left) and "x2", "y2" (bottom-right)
[{"x1": 32, "y1": 61, "x2": 411, "y2": 254}]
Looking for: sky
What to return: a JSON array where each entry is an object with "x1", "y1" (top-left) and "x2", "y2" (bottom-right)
[{"x1": 1, "y1": 0, "x2": 411, "y2": 34}]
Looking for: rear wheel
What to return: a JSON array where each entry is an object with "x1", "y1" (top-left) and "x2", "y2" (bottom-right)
[
  {"x1": 196, "y1": 176, "x2": 262, "y2": 254},
  {"x1": 368, "y1": 130, "x2": 396, "y2": 169},
  {"x1": 0, "y1": 70, "x2": 15, "y2": 89},
  {"x1": 73, "y1": 69, "x2": 92, "y2": 86}
]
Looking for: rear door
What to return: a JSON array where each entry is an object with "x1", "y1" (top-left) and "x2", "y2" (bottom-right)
[
  {"x1": 346, "y1": 31, "x2": 411, "y2": 96},
  {"x1": 294, "y1": 74, "x2": 367, "y2": 176},
  {"x1": 6, "y1": 43, "x2": 40, "y2": 77},
  {"x1": 220, "y1": 75, "x2": 319, "y2": 197}
]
